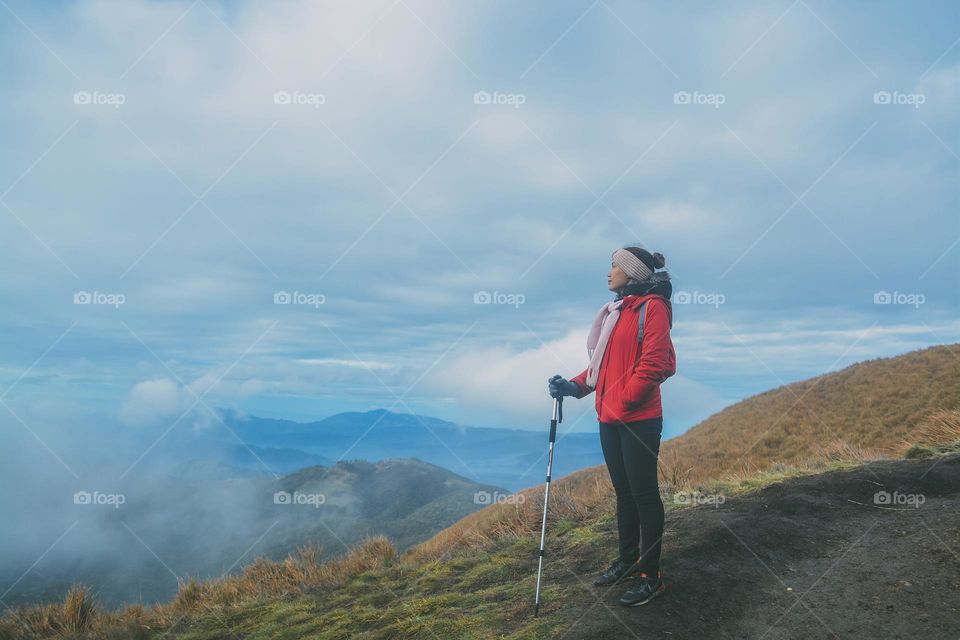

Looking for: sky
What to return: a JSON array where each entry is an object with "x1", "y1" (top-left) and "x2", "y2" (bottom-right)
[{"x1": 0, "y1": 0, "x2": 957, "y2": 442}]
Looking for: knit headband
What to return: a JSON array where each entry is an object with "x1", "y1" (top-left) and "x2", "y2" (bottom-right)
[{"x1": 612, "y1": 248, "x2": 653, "y2": 282}]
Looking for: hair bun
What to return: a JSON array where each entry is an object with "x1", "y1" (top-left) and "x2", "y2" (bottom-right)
[{"x1": 651, "y1": 252, "x2": 666, "y2": 269}]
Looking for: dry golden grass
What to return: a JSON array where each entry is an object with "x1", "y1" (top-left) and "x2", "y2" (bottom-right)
[
  {"x1": 658, "y1": 343, "x2": 960, "y2": 485},
  {"x1": 657, "y1": 444, "x2": 696, "y2": 493},
  {"x1": 0, "y1": 537, "x2": 397, "y2": 640},
  {"x1": 0, "y1": 585, "x2": 103, "y2": 640},
  {"x1": 905, "y1": 408, "x2": 960, "y2": 448},
  {"x1": 62, "y1": 584, "x2": 95, "y2": 633},
  {"x1": 156, "y1": 534, "x2": 396, "y2": 618}
]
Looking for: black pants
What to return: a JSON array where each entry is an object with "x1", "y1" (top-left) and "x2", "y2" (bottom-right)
[{"x1": 599, "y1": 416, "x2": 664, "y2": 574}]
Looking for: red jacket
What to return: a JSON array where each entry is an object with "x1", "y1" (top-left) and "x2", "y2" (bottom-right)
[{"x1": 569, "y1": 294, "x2": 676, "y2": 424}]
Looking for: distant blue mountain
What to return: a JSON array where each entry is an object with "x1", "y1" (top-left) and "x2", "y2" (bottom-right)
[
  {"x1": 214, "y1": 408, "x2": 604, "y2": 491},
  {"x1": 143, "y1": 435, "x2": 333, "y2": 479}
]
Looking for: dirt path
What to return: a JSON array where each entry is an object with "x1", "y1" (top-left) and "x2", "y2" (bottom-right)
[{"x1": 541, "y1": 453, "x2": 960, "y2": 639}]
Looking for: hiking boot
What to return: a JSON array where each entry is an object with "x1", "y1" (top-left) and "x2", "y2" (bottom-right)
[
  {"x1": 619, "y1": 570, "x2": 665, "y2": 606},
  {"x1": 592, "y1": 558, "x2": 640, "y2": 586}
]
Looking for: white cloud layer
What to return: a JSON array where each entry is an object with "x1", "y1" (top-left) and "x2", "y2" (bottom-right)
[{"x1": 0, "y1": 0, "x2": 956, "y2": 432}]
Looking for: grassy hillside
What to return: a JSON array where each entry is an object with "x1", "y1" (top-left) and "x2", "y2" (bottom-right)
[
  {"x1": 4, "y1": 345, "x2": 960, "y2": 639},
  {"x1": 273, "y1": 458, "x2": 507, "y2": 551},
  {"x1": 5, "y1": 408, "x2": 958, "y2": 639},
  {"x1": 658, "y1": 342, "x2": 960, "y2": 485}
]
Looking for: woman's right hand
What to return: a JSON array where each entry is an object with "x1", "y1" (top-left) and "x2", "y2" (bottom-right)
[{"x1": 548, "y1": 374, "x2": 579, "y2": 399}]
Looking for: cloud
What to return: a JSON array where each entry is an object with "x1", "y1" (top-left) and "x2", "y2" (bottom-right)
[
  {"x1": 118, "y1": 373, "x2": 252, "y2": 429},
  {"x1": 0, "y1": 0, "x2": 956, "y2": 433},
  {"x1": 118, "y1": 378, "x2": 193, "y2": 427},
  {"x1": 424, "y1": 328, "x2": 588, "y2": 424}
]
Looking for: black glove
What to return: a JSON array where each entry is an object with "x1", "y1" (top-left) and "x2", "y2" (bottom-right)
[{"x1": 548, "y1": 374, "x2": 580, "y2": 399}]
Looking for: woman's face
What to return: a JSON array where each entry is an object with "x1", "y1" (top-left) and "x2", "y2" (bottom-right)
[{"x1": 608, "y1": 262, "x2": 629, "y2": 291}]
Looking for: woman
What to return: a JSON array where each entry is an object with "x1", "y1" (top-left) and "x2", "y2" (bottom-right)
[{"x1": 548, "y1": 245, "x2": 676, "y2": 607}]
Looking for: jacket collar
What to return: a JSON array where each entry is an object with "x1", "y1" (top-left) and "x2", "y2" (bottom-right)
[{"x1": 615, "y1": 272, "x2": 674, "y2": 328}]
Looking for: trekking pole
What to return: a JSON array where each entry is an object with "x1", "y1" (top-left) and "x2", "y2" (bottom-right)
[{"x1": 534, "y1": 396, "x2": 562, "y2": 617}]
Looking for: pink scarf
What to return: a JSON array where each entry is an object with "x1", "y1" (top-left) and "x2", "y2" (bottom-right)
[{"x1": 584, "y1": 299, "x2": 624, "y2": 389}]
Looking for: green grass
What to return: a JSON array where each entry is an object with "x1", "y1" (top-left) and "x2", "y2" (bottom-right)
[
  {"x1": 903, "y1": 439, "x2": 960, "y2": 459},
  {"x1": 157, "y1": 520, "x2": 592, "y2": 639},
  {"x1": 703, "y1": 458, "x2": 867, "y2": 495},
  {"x1": 167, "y1": 572, "x2": 568, "y2": 640}
]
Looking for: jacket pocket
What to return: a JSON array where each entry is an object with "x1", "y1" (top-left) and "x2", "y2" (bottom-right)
[{"x1": 620, "y1": 375, "x2": 642, "y2": 409}]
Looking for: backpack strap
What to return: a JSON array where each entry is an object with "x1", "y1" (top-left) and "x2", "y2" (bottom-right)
[{"x1": 636, "y1": 300, "x2": 649, "y2": 344}]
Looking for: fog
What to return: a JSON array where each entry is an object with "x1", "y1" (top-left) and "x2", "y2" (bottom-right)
[{"x1": 0, "y1": 401, "x2": 338, "y2": 609}]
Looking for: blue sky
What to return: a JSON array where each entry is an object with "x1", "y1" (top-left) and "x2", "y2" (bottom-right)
[{"x1": 1, "y1": 0, "x2": 957, "y2": 440}]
